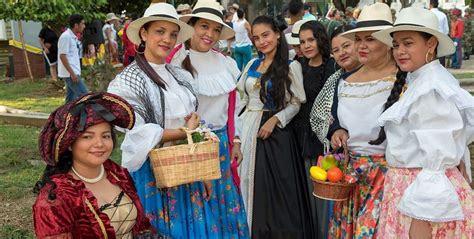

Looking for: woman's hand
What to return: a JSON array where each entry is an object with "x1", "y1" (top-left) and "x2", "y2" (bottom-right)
[
  {"x1": 257, "y1": 116, "x2": 279, "y2": 140},
  {"x1": 331, "y1": 129, "x2": 349, "y2": 150},
  {"x1": 457, "y1": 161, "x2": 470, "y2": 183},
  {"x1": 185, "y1": 112, "x2": 200, "y2": 129},
  {"x1": 231, "y1": 142, "x2": 243, "y2": 166},
  {"x1": 409, "y1": 219, "x2": 432, "y2": 239},
  {"x1": 202, "y1": 180, "x2": 213, "y2": 201}
]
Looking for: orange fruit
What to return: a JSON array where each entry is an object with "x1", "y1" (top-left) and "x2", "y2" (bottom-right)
[{"x1": 327, "y1": 168, "x2": 344, "y2": 183}]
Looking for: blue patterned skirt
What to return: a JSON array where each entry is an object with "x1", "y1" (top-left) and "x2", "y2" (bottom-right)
[{"x1": 131, "y1": 127, "x2": 250, "y2": 238}]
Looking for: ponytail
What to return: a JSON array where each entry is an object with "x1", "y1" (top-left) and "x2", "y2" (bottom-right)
[
  {"x1": 369, "y1": 67, "x2": 407, "y2": 145},
  {"x1": 180, "y1": 17, "x2": 200, "y2": 77},
  {"x1": 181, "y1": 39, "x2": 196, "y2": 77}
]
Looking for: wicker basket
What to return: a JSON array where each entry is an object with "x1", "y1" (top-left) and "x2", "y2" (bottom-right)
[
  {"x1": 149, "y1": 129, "x2": 221, "y2": 188},
  {"x1": 311, "y1": 147, "x2": 355, "y2": 201}
]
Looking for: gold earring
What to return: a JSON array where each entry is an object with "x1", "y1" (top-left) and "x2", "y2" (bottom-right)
[{"x1": 425, "y1": 51, "x2": 434, "y2": 64}]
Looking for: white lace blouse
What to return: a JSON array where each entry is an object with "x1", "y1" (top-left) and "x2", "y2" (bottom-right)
[{"x1": 377, "y1": 60, "x2": 474, "y2": 222}]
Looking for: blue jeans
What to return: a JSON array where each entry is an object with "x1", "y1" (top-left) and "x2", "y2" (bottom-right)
[
  {"x1": 451, "y1": 38, "x2": 462, "y2": 68},
  {"x1": 234, "y1": 45, "x2": 253, "y2": 71},
  {"x1": 61, "y1": 75, "x2": 89, "y2": 103}
]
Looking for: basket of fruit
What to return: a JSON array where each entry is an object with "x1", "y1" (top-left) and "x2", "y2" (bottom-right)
[
  {"x1": 149, "y1": 126, "x2": 221, "y2": 188},
  {"x1": 310, "y1": 147, "x2": 355, "y2": 201}
]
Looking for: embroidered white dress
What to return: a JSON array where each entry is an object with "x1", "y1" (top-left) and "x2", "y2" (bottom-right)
[{"x1": 237, "y1": 59, "x2": 314, "y2": 238}]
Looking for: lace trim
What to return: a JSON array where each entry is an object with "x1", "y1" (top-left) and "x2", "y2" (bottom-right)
[
  {"x1": 310, "y1": 69, "x2": 343, "y2": 147},
  {"x1": 338, "y1": 86, "x2": 393, "y2": 98},
  {"x1": 397, "y1": 204, "x2": 465, "y2": 222},
  {"x1": 342, "y1": 76, "x2": 396, "y2": 87}
]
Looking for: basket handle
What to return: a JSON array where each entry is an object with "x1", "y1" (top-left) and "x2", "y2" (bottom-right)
[{"x1": 342, "y1": 145, "x2": 350, "y2": 175}]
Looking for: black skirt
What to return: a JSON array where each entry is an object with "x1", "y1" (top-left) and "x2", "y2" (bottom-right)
[{"x1": 252, "y1": 112, "x2": 316, "y2": 239}]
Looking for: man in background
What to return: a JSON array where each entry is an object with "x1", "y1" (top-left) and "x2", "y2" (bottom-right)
[
  {"x1": 303, "y1": 3, "x2": 317, "y2": 21},
  {"x1": 58, "y1": 14, "x2": 88, "y2": 103},
  {"x1": 429, "y1": 0, "x2": 449, "y2": 66}
]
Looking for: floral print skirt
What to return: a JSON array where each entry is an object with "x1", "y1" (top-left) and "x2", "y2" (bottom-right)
[
  {"x1": 377, "y1": 167, "x2": 474, "y2": 238},
  {"x1": 131, "y1": 128, "x2": 249, "y2": 238},
  {"x1": 329, "y1": 153, "x2": 387, "y2": 239}
]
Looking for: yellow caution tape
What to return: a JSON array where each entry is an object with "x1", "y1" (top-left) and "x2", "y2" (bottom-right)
[{"x1": 8, "y1": 39, "x2": 42, "y2": 54}]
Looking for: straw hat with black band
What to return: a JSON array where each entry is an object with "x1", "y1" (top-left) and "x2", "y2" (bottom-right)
[
  {"x1": 372, "y1": 7, "x2": 455, "y2": 57},
  {"x1": 180, "y1": 0, "x2": 235, "y2": 40},
  {"x1": 341, "y1": 2, "x2": 393, "y2": 40},
  {"x1": 127, "y1": 3, "x2": 194, "y2": 45},
  {"x1": 285, "y1": 19, "x2": 314, "y2": 45}
]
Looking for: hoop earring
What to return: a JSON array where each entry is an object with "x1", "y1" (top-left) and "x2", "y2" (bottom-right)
[
  {"x1": 425, "y1": 51, "x2": 434, "y2": 64},
  {"x1": 136, "y1": 42, "x2": 145, "y2": 55}
]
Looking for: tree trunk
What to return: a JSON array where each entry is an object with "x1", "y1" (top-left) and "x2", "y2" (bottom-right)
[
  {"x1": 17, "y1": 21, "x2": 34, "y2": 81},
  {"x1": 333, "y1": 0, "x2": 345, "y2": 11}
]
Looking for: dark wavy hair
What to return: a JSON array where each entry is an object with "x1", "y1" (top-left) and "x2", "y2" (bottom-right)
[
  {"x1": 299, "y1": 20, "x2": 331, "y2": 64},
  {"x1": 252, "y1": 15, "x2": 293, "y2": 110},
  {"x1": 33, "y1": 126, "x2": 117, "y2": 200},
  {"x1": 369, "y1": 32, "x2": 435, "y2": 145},
  {"x1": 330, "y1": 24, "x2": 355, "y2": 43}
]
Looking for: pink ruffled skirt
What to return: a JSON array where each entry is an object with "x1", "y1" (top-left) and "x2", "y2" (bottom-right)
[{"x1": 377, "y1": 167, "x2": 474, "y2": 238}]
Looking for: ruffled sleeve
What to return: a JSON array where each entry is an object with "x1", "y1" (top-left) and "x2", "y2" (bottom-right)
[
  {"x1": 33, "y1": 184, "x2": 75, "y2": 238},
  {"x1": 108, "y1": 69, "x2": 164, "y2": 172},
  {"x1": 396, "y1": 91, "x2": 465, "y2": 222},
  {"x1": 275, "y1": 61, "x2": 306, "y2": 128}
]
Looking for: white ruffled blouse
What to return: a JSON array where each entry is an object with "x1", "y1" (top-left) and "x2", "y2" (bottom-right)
[
  {"x1": 149, "y1": 62, "x2": 196, "y2": 129},
  {"x1": 377, "y1": 60, "x2": 474, "y2": 222},
  {"x1": 171, "y1": 47, "x2": 242, "y2": 134},
  {"x1": 108, "y1": 62, "x2": 196, "y2": 172}
]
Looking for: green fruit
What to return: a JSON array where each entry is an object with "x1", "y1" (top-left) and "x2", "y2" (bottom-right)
[{"x1": 321, "y1": 154, "x2": 337, "y2": 171}]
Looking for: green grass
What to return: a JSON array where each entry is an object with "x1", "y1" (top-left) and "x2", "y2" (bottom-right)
[
  {"x1": 0, "y1": 225, "x2": 34, "y2": 239},
  {"x1": 0, "y1": 79, "x2": 63, "y2": 113},
  {"x1": 453, "y1": 72, "x2": 474, "y2": 79}
]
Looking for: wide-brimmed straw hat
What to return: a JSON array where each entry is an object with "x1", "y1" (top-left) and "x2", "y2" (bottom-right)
[
  {"x1": 341, "y1": 3, "x2": 393, "y2": 39},
  {"x1": 285, "y1": 19, "x2": 314, "y2": 45},
  {"x1": 180, "y1": 0, "x2": 235, "y2": 40},
  {"x1": 177, "y1": 4, "x2": 191, "y2": 13},
  {"x1": 127, "y1": 3, "x2": 194, "y2": 45},
  {"x1": 39, "y1": 93, "x2": 135, "y2": 166},
  {"x1": 372, "y1": 7, "x2": 455, "y2": 57},
  {"x1": 105, "y1": 13, "x2": 120, "y2": 23}
]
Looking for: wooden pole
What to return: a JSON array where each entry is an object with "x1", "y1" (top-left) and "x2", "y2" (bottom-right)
[{"x1": 17, "y1": 21, "x2": 34, "y2": 81}]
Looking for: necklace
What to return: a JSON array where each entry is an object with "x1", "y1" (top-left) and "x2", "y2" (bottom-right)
[
  {"x1": 254, "y1": 60, "x2": 270, "y2": 90},
  {"x1": 71, "y1": 165, "x2": 105, "y2": 184}
]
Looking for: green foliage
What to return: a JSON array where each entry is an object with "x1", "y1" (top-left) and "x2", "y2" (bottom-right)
[
  {"x1": 0, "y1": 0, "x2": 107, "y2": 27},
  {"x1": 82, "y1": 62, "x2": 119, "y2": 92}
]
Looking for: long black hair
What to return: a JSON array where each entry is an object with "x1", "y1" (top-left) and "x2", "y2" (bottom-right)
[
  {"x1": 299, "y1": 20, "x2": 331, "y2": 64},
  {"x1": 135, "y1": 21, "x2": 168, "y2": 89},
  {"x1": 33, "y1": 127, "x2": 117, "y2": 199},
  {"x1": 252, "y1": 15, "x2": 294, "y2": 110},
  {"x1": 369, "y1": 32, "x2": 435, "y2": 145}
]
